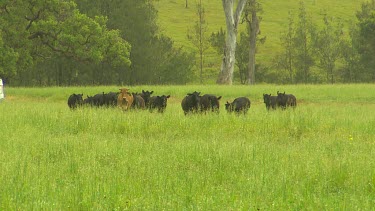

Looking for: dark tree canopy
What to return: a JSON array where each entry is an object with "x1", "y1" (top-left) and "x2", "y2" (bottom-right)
[{"x1": 0, "y1": 0, "x2": 131, "y2": 85}]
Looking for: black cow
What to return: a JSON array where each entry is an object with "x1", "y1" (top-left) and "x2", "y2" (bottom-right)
[
  {"x1": 89, "y1": 93, "x2": 105, "y2": 107},
  {"x1": 225, "y1": 97, "x2": 251, "y2": 114},
  {"x1": 103, "y1": 92, "x2": 119, "y2": 107},
  {"x1": 68, "y1": 93, "x2": 83, "y2": 110},
  {"x1": 83, "y1": 94, "x2": 104, "y2": 107},
  {"x1": 200, "y1": 94, "x2": 222, "y2": 113},
  {"x1": 131, "y1": 93, "x2": 146, "y2": 109},
  {"x1": 83, "y1": 95, "x2": 94, "y2": 106},
  {"x1": 181, "y1": 91, "x2": 201, "y2": 115},
  {"x1": 140, "y1": 90, "x2": 154, "y2": 107},
  {"x1": 148, "y1": 95, "x2": 170, "y2": 113},
  {"x1": 276, "y1": 91, "x2": 297, "y2": 109},
  {"x1": 263, "y1": 94, "x2": 278, "y2": 110}
]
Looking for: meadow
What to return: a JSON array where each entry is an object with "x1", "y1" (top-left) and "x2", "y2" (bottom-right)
[{"x1": 0, "y1": 84, "x2": 374, "y2": 209}]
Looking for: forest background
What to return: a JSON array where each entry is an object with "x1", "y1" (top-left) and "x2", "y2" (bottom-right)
[{"x1": 1, "y1": 0, "x2": 374, "y2": 86}]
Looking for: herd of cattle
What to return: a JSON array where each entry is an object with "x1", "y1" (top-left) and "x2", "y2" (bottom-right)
[{"x1": 68, "y1": 88, "x2": 297, "y2": 114}]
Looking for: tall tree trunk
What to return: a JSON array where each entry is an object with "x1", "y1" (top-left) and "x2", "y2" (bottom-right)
[
  {"x1": 217, "y1": 0, "x2": 247, "y2": 85},
  {"x1": 246, "y1": 2, "x2": 259, "y2": 85}
]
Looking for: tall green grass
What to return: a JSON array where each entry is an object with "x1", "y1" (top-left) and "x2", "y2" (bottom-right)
[{"x1": 0, "y1": 85, "x2": 374, "y2": 209}]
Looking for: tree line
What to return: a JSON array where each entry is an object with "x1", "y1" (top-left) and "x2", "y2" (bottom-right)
[
  {"x1": 190, "y1": 0, "x2": 375, "y2": 84},
  {"x1": 271, "y1": 0, "x2": 375, "y2": 84},
  {"x1": 0, "y1": 0, "x2": 194, "y2": 86},
  {"x1": 1, "y1": 0, "x2": 374, "y2": 86}
]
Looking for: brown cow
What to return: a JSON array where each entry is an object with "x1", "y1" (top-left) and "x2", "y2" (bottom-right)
[{"x1": 117, "y1": 88, "x2": 134, "y2": 111}]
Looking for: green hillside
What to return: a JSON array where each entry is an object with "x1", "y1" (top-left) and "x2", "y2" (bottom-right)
[{"x1": 154, "y1": 0, "x2": 364, "y2": 82}]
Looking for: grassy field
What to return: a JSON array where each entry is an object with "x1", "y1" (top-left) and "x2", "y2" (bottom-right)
[
  {"x1": 1, "y1": 84, "x2": 375, "y2": 209},
  {"x1": 155, "y1": 0, "x2": 364, "y2": 81}
]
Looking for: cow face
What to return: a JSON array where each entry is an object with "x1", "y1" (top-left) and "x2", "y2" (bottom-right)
[
  {"x1": 187, "y1": 91, "x2": 201, "y2": 104},
  {"x1": 149, "y1": 95, "x2": 170, "y2": 113},
  {"x1": 141, "y1": 90, "x2": 154, "y2": 105},
  {"x1": 76, "y1": 94, "x2": 84, "y2": 105},
  {"x1": 225, "y1": 101, "x2": 233, "y2": 112},
  {"x1": 277, "y1": 91, "x2": 287, "y2": 107},
  {"x1": 84, "y1": 95, "x2": 94, "y2": 105},
  {"x1": 118, "y1": 88, "x2": 134, "y2": 110},
  {"x1": 159, "y1": 95, "x2": 170, "y2": 108},
  {"x1": 263, "y1": 94, "x2": 271, "y2": 104}
]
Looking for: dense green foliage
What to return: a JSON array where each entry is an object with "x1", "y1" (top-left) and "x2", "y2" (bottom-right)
[
  {"x1": 0, "y1": 0, "x2": 131, "y2": 85},
  {"x1": 1, "y1": 85, "x2": 375, "y2": 209},
  {"x1": 0, "y1": 0, "x2": 195, "y2": 86},
  {"x1": 75, "y1": 0, "x2": 195, "y2": 85}
]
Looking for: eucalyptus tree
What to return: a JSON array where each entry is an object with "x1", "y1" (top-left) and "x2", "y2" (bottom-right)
[
  {"x1": 216, "y1": 0, "x2": 248, "y2": 85},
  {"x1": 241, "y1": 0, "x2": 263, "y2": 84}
]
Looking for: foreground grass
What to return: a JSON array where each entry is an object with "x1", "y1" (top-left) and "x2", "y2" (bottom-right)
[{"x1": 0, "y1": 85, "x2": 374, "y2": 209}]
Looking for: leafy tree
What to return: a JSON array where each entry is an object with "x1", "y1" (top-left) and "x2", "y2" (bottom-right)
[
  {"x1": 312, "y1": 14, "x2": 344, "y2": 83},
  {"x1": 187, "y1": 0, "x2": 210, "y2": 84},
  {"x1": 340, "y1": 22, "x2": 362, "y2": 83},
  {"x1": 0, "y1": 0, "x2": 131, "y2": 85},
  {"x1": 240, "y1": 0, "x2": 264, "y2": 84},
  {"x1": 76, "y1": 0, "x2": 194, "y2": 85},
  {"x1": 210, "y1": 27, "x2": 226, "y2": 55},
  {"x1": 0, "y1": 32, "x2": 18, "y2": 81},
  {"x1": 236, "y1": 32, "x2": 250, "y2": 84},
  {"x1": 355, "y1": 0, "x2": 375, "y2": 82},
  {"x1": 276, "y1": 11, "x2": 296, "y2": 83},
  {"x1": 293, "y1": 1, "x2": 315, "y2": 83}
]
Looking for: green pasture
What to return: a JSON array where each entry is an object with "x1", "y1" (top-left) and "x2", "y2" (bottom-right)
[{"x1": 0, "y1": 85, "x2": 374, "y2": 209}]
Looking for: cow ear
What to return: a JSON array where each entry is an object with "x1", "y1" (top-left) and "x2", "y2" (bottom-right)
[
  {"x1": 150, "y1": 91, "x2": 154, "y2": 94},
  {"x1": 167, "y1": 95, "x2": 170, "y2": 98},
  {"x1": 217, "y1": 96, "x2": 222, "y2": 100}
]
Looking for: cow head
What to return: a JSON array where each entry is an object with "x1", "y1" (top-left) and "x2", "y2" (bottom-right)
[
  {"x1": 263, "y1": 93, "x2": 272, "y2": 104},
  {"x1": 84, "y1": 95, "x2": 94, "y2": 105},
  {"x1": 118, "y1": 88, "x2": 134, "y2": 110},
  {"x1": 225, "y1": 101, "x2": 233, "y2": 112},
  {"x1": 187, "y1": 91, "x2": 201, "y2": 104},
  {"x1": 76, "y1": 94, "x2": 84, "y2": 105},
  {"x1": 141, "y1": 90, "x2": 154, "y2": 105},
  {"x1": 277, "y1": 91, "x2": 287, "y2": 107},
  {"x1": 158, "y1": 95, "x2": 170, "y2": 107}
]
